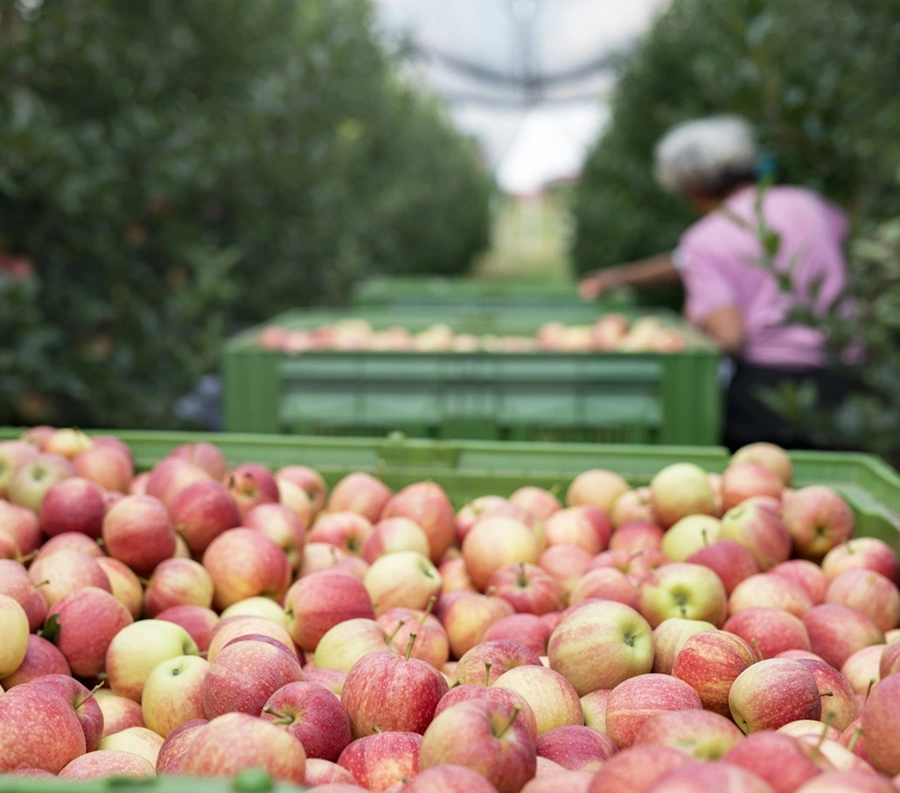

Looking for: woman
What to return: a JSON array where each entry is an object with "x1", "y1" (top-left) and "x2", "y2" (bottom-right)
[{"x1": 579, "y1": 115, "x2": 856, "y2": 451}]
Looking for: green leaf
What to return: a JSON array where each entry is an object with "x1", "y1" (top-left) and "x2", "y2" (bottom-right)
[{"x1": 40, "y1": 613, "x2": 62, "y2": 645}]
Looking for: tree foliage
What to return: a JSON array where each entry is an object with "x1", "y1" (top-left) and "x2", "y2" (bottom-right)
[{"x1": 0, "y1": 0, "x2": 491, "y2": 427}]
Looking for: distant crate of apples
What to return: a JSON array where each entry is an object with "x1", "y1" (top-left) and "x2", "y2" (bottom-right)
[
  {"x1": 256, "y1": 315, "x2": 705, "y2": 355},
  {"x1": 1, "y1": 426, "x2": 900, "y2": 791}
]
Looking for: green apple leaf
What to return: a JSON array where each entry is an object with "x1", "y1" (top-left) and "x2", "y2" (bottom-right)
[{"x1": 40, "y1": 613, "x2": 61, "y2": 645}]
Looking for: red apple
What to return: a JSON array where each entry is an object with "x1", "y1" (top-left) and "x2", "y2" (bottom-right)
[
  {"x1": 302, "y1": 758, "x2": 359, "y2": 788},
  {"x1": 73, "y1": 443, "x2": 134, "y2": 493},
  {"x1": 241, "y1": 502, "x2": 307, "y2": 570},
  {"x1": 729, "y1": 572, "x2": 814, "y2": 617},
  {"x1": 0, "y1": 440, "x2": 40, "y2": 497},
  {"x1": 363, "y1": 518, "x2": 431, "y2": 564},
  {"x1": 588, "y1": 548, "x2": 668, "y2": 580},
  {"x1": 782, "y1": 486, "x2": 855, "y2": 561},
  {"x1": 566, "y1": 469, "x2": 629, "y2": 512},
  {"x1": 95, "y1": 690, "x2": 145, "y2": 738},
  {"x1": 224, "y1": 462, "x2": 280, "y2": 517},
  {"x1": 610, "y1": 487, "x2": 658, "y2": 528},
  {"x1": 58, "y1": 749, "x2": 156, "y2": 780},
  {"x1": 261, "y1": 681, "x2": 352, "y2": 762},
  {"x1": 129, "y1": 472, "x2": 150, "y2": 495},
  {"x1": 435, "y1": 685, "x2": 539, "y2": 743},
  {"x1": 879, "y1": 641, "x2": 900, "y2": 678},
  {"x1": 826, "y1": 569, "x2": 900, "y2": 632},
  {"x1": 585, "y1": 745, "x2": 691, "y2": 793},
  {"x1": 723, "y1": 607, "x2": 811, "y2": 659},
  {"x1": 338, "y1": 731, "x2": 422, "y2": 792},
  {"x1": 672, "y1": 629, "x2": 757, "y2": 715},
  {"x1": 535, "y1": 724, "x2": 617, "y2": 772},
  {"x1": 723, "y1": 731, "x2": 824, "y2": 793},
  {"x1": 841, "y1": 645, "x2": 884, "y2": 696},
  {"x1": 544, "y1": 507, "x2": 612, "y2": 555},
  {"x1": 381, "y1": 482, "x2": 456, "y2": 563},
  {"x1": 38, "y1": 477, "x2": 106, "y2": 539},
  {"x1": 202, "y1": 527, "x2": 291, "y2": 610},
  {"x1": 721, "y1": 462, "x2": 784, "y2": 511},
  {"x1": 610, "y1": 520, "x2": 665, "y2": 552},
  {"x1": 568, "y1": 566, "x2": 641, "y2": 610},
  {"x1": 399, "y1": 763, "x2": 500, "y2": 793},
  {"x1": 327, "y1": 472, "x2": 393, "y2": 523},
  {"x1": 146, "y1": 457, "x2": 211, "y2": 508},
  {"x1": 169, "y1": 441, "x2": 228, "y2": 480},
  {"x1": 509, "y1": 486, "x2": 562, "y2": 522},
  {"x1": 156, "y1": 604, "x2": 220, "y2": 654},
  {"x1": 277, "y1": 465, "x2": 328, "y2": 514},
  {"x1": 206, "y1": 615, "x2": 297, "y2": 662},
  {"x1": 167, "y1": 479, "x2": 240, "y2": 555},
  {"x1": 377, "y1": 605, "x2": 450, "y2": 669},
  {"x1": 28, "y1": 673, "x2": 105, "y2": 752},
  {"x1": 537, "y1": 544, "x2": 593, "y2": 592},
  {"x1": 649, "y1": 463, "x2": 717, "y2": 529},
  {"x1": 634, "y1": 709, "x2": 744, "y2": 761},
  {"x1": 482, "y1": 614, "x2": 552, "y2": 657},
  {"x1": 102, "y1": 495, "x2": 177, "y2": 576},
  {"x1": 643, "y1": 761, "x2": 776, "y2": 793},
  {"x1": 789, "y1": 770, "x2": 894, "y2": 793},
  {"x1": 144, "y1": 557, "x2": 214, "y2": 617},
  {"x1": 364, "y1": 550, "x2": 442, "y2": 616},
  {"x1": 486, "y1": 562, "x2": 566, "y2": 616},
  {"x1": 155, "y1": 717, "x2": 208, "y2": 774},
  {"x1": 685, "y1": 538, "x2": 759, "y2": 595},
  {"x1": 770, "y1": 559, "x2": 830, "y2": 605},
  {"x1": 719, "y1": 501, "x2": 791, "y2": 570},
  {"x1": 861, "y1": 672, "x2": 900, "y2": 776},
  {"x1": 494, "y1": 664, "x2": 583, "y2": 736},
  {"x1": 0, "y1": 500, "x2": 42, "y2": 555},
  {"x1": 462, "y1": 516, "x2": 542, "y2": 591},
  {"x1": 453, "y1": 640, "x2": 543, "y2": 686},
  {"x1": 651, "y1": 617, "x2": 718, "y2": 675},
  {"x1": 442, "y1": 591, "x2": 516, "y2": 660},
  {"x1": 731, "y1": 442, "x2": 792, "y2": 485},
  {"x1": 605, "y1": 673, "x2": 703, "y2": 748},
  {"x1": 0, "y1": 559, "x2": 47, "y2": 630},
  {"x1": 0, "y1": 634, "x2": 70, "y2": 687},
  {"x1": 308, "y1": 511, "x2": 374, "y2": 556},
  {"x1": 802, "y1": 603, "x2": 885, "y2": 670},
  {"x1": 822, "y1": 538, "x2": 899, "y2": 585},
  {"x1": 728, "y1": 658, "x2": 822, "y2": 733}
]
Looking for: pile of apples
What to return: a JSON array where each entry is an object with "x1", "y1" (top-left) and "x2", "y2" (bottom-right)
[
  {"x1": 1, "y1": 427, "x2": 900, "y2": 793},
  {"x1": 255, "y1": 315, "x2": 692, "y2": 355}
]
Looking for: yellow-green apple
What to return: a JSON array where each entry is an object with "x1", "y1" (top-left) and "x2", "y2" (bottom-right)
[
  {"x1": 494, "y1": 664, "x2": 583, "y2": 735},
  {"x1": 580, "y1": 689, "x2": 610, "y2": 733},
  {"x1": 27, "y1": 548, "x2": 110, "y2": 608},
  {"x1": 156, "y1": 605, "x2": 219, "y2": 654},
  {"x1": 731, "y1": 441, "x2": 793, "y2": 486},
  {"x1": 482, "y1": 614, "x2": 552, "y2": 656},
  {"x1": 27, "y1": 674, "x2": 104, "y2": 752},
  {"x1": 341, "y1": 643, "x2": 449, "y2": 737},
  {"x1": 638, "y1": 562, "x2": 727, "y2": 628},
  {"x1": 155, "y1": 717, "x2": 207, "y2": 774},
  {"x1": 797, "y1": 736, "x2": 873, "y2": 775},
  {"x1": 487, "y1": 562, "x2": 566, "y2": 615},
  {"x1": 47, "y1": 586, "x2": 133, "y2": 677},
  {"x1": 841, "y1": 644, "x2": 884, "y2": 696},
  {"x1": 308, "y1": 512, "x2": 374, "y2": 556},
  {"x1": 43, "y1": 428, "x2": 93, "y2": 459},
  {"x1": 568, "y1": 566, "x2": 641, "y2": 610},
  {"x1": 0, "y1": 440, "x2": 39, "y2": 497},
  {"x1": 241, "y1": 502, "x2": 307, "y2": 569},
  {"x1": 685, "y1": 538, "x2": 759, "y2": 595},
  {"x1": 719, "y1": 501, "x2": 791, "y2": 570},
  {"x1": 723, "y1": 607, "x2": 810, "y2": 659},
  {"x1": 434, "y1": 685, "x2": 539, "y2": 742},
  {"x1": 442, "y1": 592, "x2": 515, "y2": 659},
  {"x1": 7, "y1": 453, "x2": 75, "y2": 513},
  {"x1": 0, "y1": 634, "x2": 69, "y2": 687},
  {"x1": 538, "y1": 544, "x2": 593, "y2": 593},
  {"x1": 169, "y1": 441, "x2": 228, "y2": 480},
  {"x1": 586, "y1": 745, "x2": 691, "y2": 793},
  {"x1": 220, "y1": 595, "x2": 287, "y2": 624},
  {"x1": 802, "y1": 603, "x2": 885, "y2": 669},
  {"x1": 58, "y1": 749, "x2": 156, "y2": 780},
  {"x1": 377, "y1": 605, "x2": 450, "y2": 669},
  {"x1": 671, "y1": 630, "x2": 757, "y2": 715},
  {"x1": 880, "y1": 641, "x2": 900, "y2": 678},
  {"x1": 314, "y1": 618, "x2": 397, "y2": 674},
  {"x1": 777, "y1": 720, "x2": 841, "y2": 742},
  {"x1": 0, "y1": 559, "x2": 47, "y2": 630},
  {"x1": 651, "y1": 617, "x2": 718, "y2": 675},
  {"x1": 141, "y1": 654, "x2": 210, "y2": 737},
  {"x1": 381, "y1": 482, "x2": 456, "y2": 563},
  {"x1": 543, "y1": 507, "x2": 611, "y2": 555},
  {"x1": 94, "y1": 690, "x2": 144, "y2": 737},
  {"x1": 168, "y1": 480, "x2": 240, "y2": 555},
  {"x1": 276, "y1": 478, "x2": 315, "y2": 527},
  {"x1": 301, "y1": 541, "x2": 353, "y2": 577},
  {"x1": 97, "y1": 724, "x2": 164, "y2": 766},
  {"x1": 338, "y1": 730, "x2": 422, "y2": 791},
  {"x1": 548, "y1": 600, "x2": 654, "y2": 695},
  {"x1": 610, "y1": 487, "x2": 658, "y2": 528},
  {"x1": 509, "y1": 486, "x2": 562, "y2": 522},
  {"x1": 202, "y1": 527, "x2": 291, "y2": 609},
  {"x1": 38, "y1": 477, "x2": 106, "y2": 538},
  {"x1": 649, "y1": 463, "x2": 717, "y2": 529},
  {"x1": 604, "y1": 673, "x2": 702, "y2": 748},
  {"x1": 729, "y1": 572, "x2": 814, "y2": 617},
  {"x1": 822, "y1": 537, "x2": 899, "y2": 584},
  {"x1": 437, "y1": 557, "x2": 476, "y2": 594},
  {"x1": 454, "y1": 640, "x2": 543, "y2": 686},
  {"x1": 721, "y1": 462, "x2": 784, "y2": 512},
  {"x1": 284, "y1": 570, "x2": 375, "y2": 653},
  {"x1": 826, "y1": 569, "x2": 900, "y2": 632},
  {"x1": 223, "y1": 462, "x2": 280, "y2": 517},
  {"x1": 400, "y1": 763, "x2": 501, "y2": 793},
  {"x1": 770, "y1": 559, "x2": 829, "y2": 604},
  {"x1": 609, "y1": 520, "x2": 665, "y2": 552},
  {"x1": 277, "y1": 465, "x2": 328, "y2": 515},
  {"x1": 782, "y1": 486, "x2": 855, "y2": 561},
  {"x1": 106, "y1": 618, "x2": 198, "y2": 701},
  {"x1": 206, "y1": 614, "x2": 296, "y2": 662},
  {"x1": 0, "y1": 594, "x2": 29, "y2": 678},
  {"x1": 146, "y1": 457, "x2": 211, "y2": 508},
  {"x1": 180, "y1": 712, "x2": 306, "y2": 784},
  {"x1": 143, "y1": 558, "x2": 214, "y2": 617},
  {"x1": 364, "y1": 550, "x2": 442, "y2": 616},
  {"x1": 102, "y1": 495, "x2": 177, "y2": 577},
  {"x1": 34, "y1": 530, "x2": 104, "y2": 561},
  {"x1": 261, "y1": 681, "x2": 352, "y2": 761},
  {"x1": 0, "y1": 683, "x2": 86, "y2": 773},
  {"x1": 327, "y1": 472, "x2": 393, "y2": 523},
  {"x1": 661, "y1": 515, "x2": 722, "y2": 562},
  {"x1": 129, "y1": 472, "x2": 150, "y2": 495},
  {"x1": 633, "y1": 709, "x2": 744, "y2": 760},
  {"x1": 300, "y1": 758, "x2": 358, "y2": 787},
  {"x1": 363, "y1": 518, "x2": 431, "y2": 564},
  {"x1": 462, "y1": 516, "x2": 542, "y2": 590},
  {"x1": 20, "y1": 425, "x2": 55, "y2": 448},
  {"x1": 96, "y1": 557, "x2": 143, "y2": 620},
  {"x1": 729, "y1": 658, "x2": 822, "y2": 733},
  {"x1": 643, "y1": 761, "x2": 775, "y2": 793},
  {"x1": 708, "y1": 473, "x2": 724, "y2": 515},
  {"x1": 792, "y1": 769, "x2": 895, "y2": 793},
  {"x1": 76, "y1": 437, "x2": 134, "y2": 490},
  {"x1": 723, "y1": 731, "x2": 824, "y2": 793},
  {"x1": 566, "y1": 468, "x2": 629, "y2": 512},
  {"x1": 861, "y1": 672, "x2": 900, "y2": 776},
  {"x1": 0, "y1": 500, "x2": 41, "y2": 555},
  {"x1": 419, "y1": 699, "x2": 535, "y2": 793},
  {"x1": 534, "y1": 724, "x2": 616, "y2": 773}
]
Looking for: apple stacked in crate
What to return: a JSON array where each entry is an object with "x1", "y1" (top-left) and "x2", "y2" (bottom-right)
[{"x1": 1, "y1": 428, "x2": 900, "y2": 793}]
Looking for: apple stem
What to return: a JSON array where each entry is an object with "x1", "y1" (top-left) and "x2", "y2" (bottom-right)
[
  {"x1": 138, "y1": 577, "x2": 151, "y2": 587},
  {"x1": 420, "y1": 596, "x2": 437, "y2": 623},
  {"x1": 74, "y1": 681, "x2": 106, "y2": 708},
  {"x1": 19, "y1": 551, "x2": 39, "y2": 564},
  {"x1": 372, "y1": 725, "x2": 382, "y2": 734},
  {"x1": 486, "y1": 586, "x2": 496, "y2": 597},
  {"x1": 846, "y1": 726, "x2": 863, "y2": 753},
  {"x1": 626, "y1": 550, "x2": 645, "y2": 564},
  {"x1": 95, "y1": 538, "x2": 105, "y2": 547},
  {"x1": 484, "y1": 661, "x2": 492, "y2": 687},
  {"x1": 819, "y1": 690, "x2": 834, "y2": 698},
  {"x1": 865, "y1": 678, "x2": 875, "y2": 704},
  {"x1": 405, "y1": 632, "x2": 417, "y2": 661},
  {"x1": 32, "y1": 578, "x2": 51, "y2": 589},
  {"x1": 228, "y1": 474, "x2": 235, "y2": 489},
  {"x1": 262, "y1": 705, "x2": 288, "y2": 720},
  {"x1": 749, "y1": 637, "x2": 764, "y2": 662},
  {"x1": 517, "y1": 561, "x2": 527, "y2": 588},
  {"x1": 495, "y1": 704, "x2": 521, "y2": 739},
  {"x1": 450, "y1": 679, "x2": 462, "y2": 689},
  {"x1": 386, "y1": 620, "x2": 406, "y2": 645},
  {"x1": 701, "y1": 528, "x2": 709, "y2": 547}
]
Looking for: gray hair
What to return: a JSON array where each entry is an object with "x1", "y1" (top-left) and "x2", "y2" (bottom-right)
[{"x1": 654, "y1": 116, "x2": 758, "y2": 198}]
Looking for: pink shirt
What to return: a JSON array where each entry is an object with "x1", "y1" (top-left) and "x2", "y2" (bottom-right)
[{"x1": 676, "y1": 185, "x2": 850, "y2": 367}]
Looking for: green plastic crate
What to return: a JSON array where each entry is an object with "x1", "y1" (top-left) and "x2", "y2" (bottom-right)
[
  {"x1": 0, "y1": 428, "x2": 896, "y2": 554},
  {"x1": 0, "y1": 771, "x2": 304, "y2": 793},
  {"x1": 222, "y1": 310, "x2": 722, "y2": 445}
]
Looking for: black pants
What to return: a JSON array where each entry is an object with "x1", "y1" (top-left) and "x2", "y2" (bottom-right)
[{"x1": 724, "y1": 362, "x2": 861, "y2": 453}]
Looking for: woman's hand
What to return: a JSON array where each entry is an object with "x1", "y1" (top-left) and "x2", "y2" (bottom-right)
[{"x1": 578, "y1": 269, "x2": 623, "y2": 300}]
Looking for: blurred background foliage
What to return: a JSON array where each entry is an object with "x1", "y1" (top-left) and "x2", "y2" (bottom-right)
[{"x1": 0, "y1": 0, "x2": 491, "y2": 428}]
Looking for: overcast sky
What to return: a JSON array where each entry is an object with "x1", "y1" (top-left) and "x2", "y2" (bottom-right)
[{"x1": 375, "y1": 0, "x2": 670, "y2": 194}]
